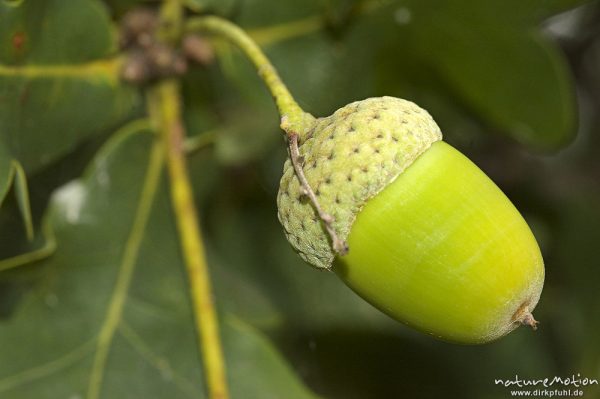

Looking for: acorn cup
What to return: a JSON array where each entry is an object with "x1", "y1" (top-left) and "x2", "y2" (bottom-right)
[{"x1": 277, "y1": 96, "x2": 544, "y2": 344}]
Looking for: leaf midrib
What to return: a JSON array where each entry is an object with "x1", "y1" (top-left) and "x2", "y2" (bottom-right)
[{"x1": 0, "y1": 57, "x2": 121, "y2": 82}]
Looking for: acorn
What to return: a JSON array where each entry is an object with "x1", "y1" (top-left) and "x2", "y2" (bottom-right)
[
  {"x1": 277, "y1": 96, "x2": 544, "y2": 344},
  {"x1": 186, "y1": 16, "x2": 544, "y2": 344}
]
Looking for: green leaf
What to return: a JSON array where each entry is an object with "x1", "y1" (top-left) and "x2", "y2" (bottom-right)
[
  {"x1": 0, "y1": 0, "x2": 116, "y2": 64},
  {"x1": 0, "y1": 125, "x2": 317, "y2": 398},
  {"x1": 387, "y1": 0, "x2": 578, "y2": 149},
  {"x1": 223, "y1": 316, "x2": 319, "y2": 399},
  {"x1": 0, "y1": 0, "x2": 141, "y2": 174}
]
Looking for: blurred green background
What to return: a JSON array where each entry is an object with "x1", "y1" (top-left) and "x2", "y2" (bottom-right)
[{"x1": 1, "y1": 0, "x2": 599, "y2": 398}]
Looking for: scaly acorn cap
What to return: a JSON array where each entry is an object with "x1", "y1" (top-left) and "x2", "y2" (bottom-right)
[{"x1": 278, "y1": 96, "x2": 442, "y2": 269}]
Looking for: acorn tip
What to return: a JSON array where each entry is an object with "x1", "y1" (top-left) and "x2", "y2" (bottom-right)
[
  {"x1": 519, "y1": 311, "x2": 539, "y2": 331},
  {"x1": 513, "y1": 304, "x2": 539, "y2": 331}
]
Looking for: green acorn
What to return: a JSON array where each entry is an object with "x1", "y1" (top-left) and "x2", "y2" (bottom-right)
[
  {"x1": 188, "y1": 17, "x2": 544, "y2": 344},
  {"x1": 277, "y1": 96, "x2": 544, "y2": 344}
]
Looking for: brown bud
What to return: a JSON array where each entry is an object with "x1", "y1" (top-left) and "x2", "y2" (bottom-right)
[
  {"x1": 119, "y1": 8, "x2": 158, "y2": 49},
  {"x1": 182, "y1": 34, "x2": 215, "y2": 66}
]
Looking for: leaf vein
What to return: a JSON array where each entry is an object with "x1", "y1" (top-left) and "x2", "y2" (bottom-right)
[
  {"x1": 0, "y1": 338, "x2": 96, "y2": 393},
  {"x1": 118, "y1": 322, "x2": 200, "y2": 398},
  {"x1": 86, "y1": 140, "x2": 164, "y2": 399}
]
